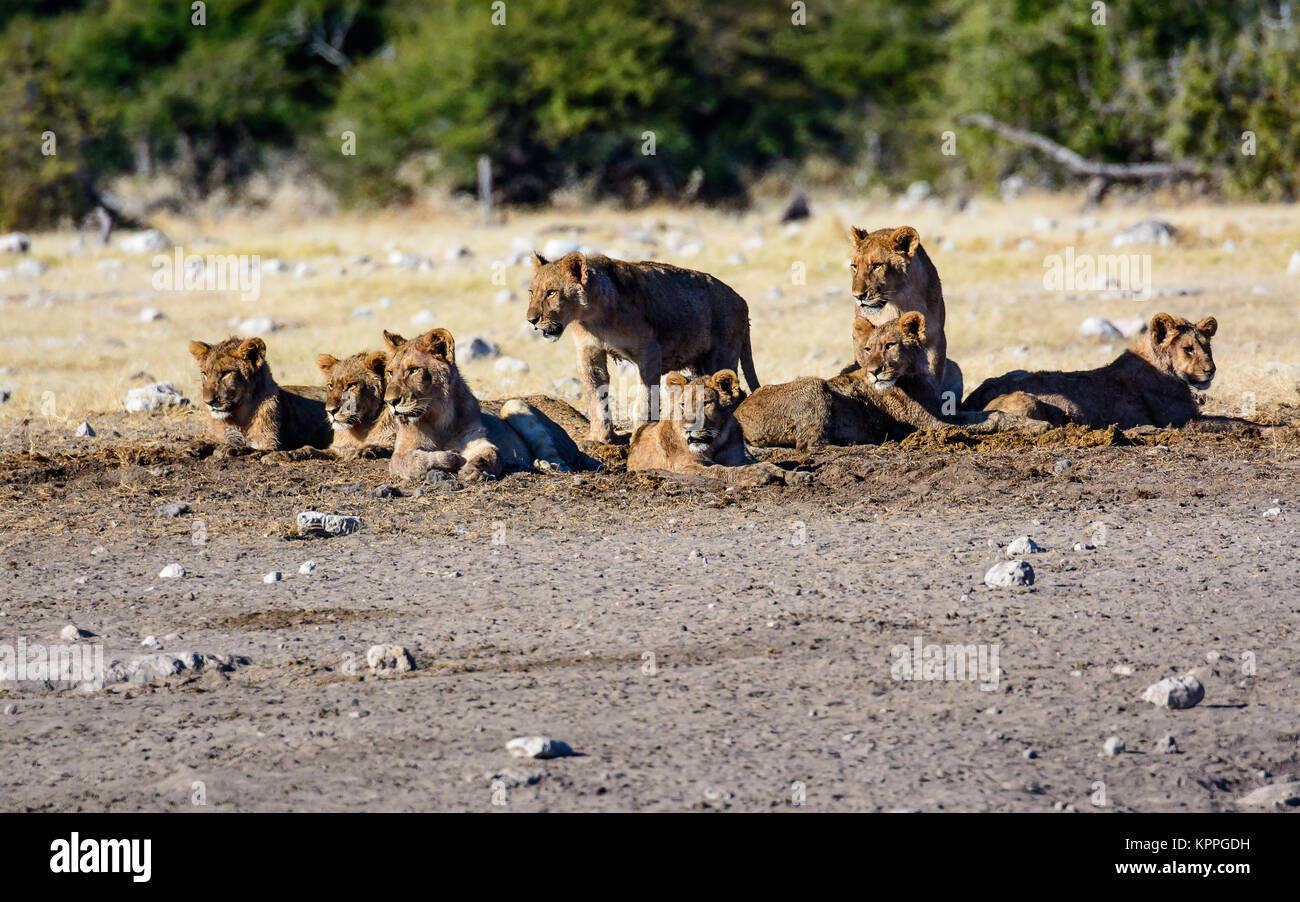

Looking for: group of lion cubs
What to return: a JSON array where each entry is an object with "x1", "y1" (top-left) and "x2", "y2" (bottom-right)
[{"x1": 187, "y1": 224, "x2": 1221, "y2": 485}]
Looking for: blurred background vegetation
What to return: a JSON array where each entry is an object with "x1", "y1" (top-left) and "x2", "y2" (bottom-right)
[{"x1": 2, "y1": 0, "x2": 1298, "y2": 228}]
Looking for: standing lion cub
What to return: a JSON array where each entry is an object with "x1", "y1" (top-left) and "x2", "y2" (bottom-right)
[{"x1": 527, "y1": 251, "x2": 759, "y2": 443}]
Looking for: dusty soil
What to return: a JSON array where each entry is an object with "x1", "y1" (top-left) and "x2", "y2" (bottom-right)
[{"x1": 1, "y1": 413, "x2": 1299, "y2": 812}]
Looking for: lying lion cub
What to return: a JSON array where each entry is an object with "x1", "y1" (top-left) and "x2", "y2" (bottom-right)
[
  {"x1": 627, "y1": 371, "x2": 783, "y2": 484},
  {"x1": 735, "y1": 314, "x2": 948, "y2": 450},
  {"x1": 189, "y1": 336, "x2": 332, "y2": 454},
  {"x1": 316, "y1": 350, "x2": 395, "y2": 459},
  {"x1": 528, "y1": 251, "x2": 759, "y2": 443},
  {"x1": 962, "y1": 313, "x2": 1218, "y2": 429},
  {"x1": 848, "y1": 225, "x2": 961, "y2": 399},
  {"x1": 383, "y1": 328, "x2": 595, "y2": 481}
]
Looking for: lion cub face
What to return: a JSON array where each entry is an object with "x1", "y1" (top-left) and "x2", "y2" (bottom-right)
[
  {"x1": 527, "y1": 251, "x2": 588, "y2": 342},
  {"x1": 1148, "y1": 313, "x2": 1217, "y2": 389},
  {"x1": 857, "y1": 312, "x2": 929, "y2": 390},
  {"x1": 848, "y1": 226, "x2": 922, "y2": 315},
  {"x1": 382, "y1": 329, "x2": 456, "y2": 424},
  {"x1": 317, "y1": 351, "x2": 387, "y2": 432},
  {"x1": 664, "y1": 370, "x2": 745, "y2": 455},
  {"x1": 188, "y1": 336, "x2": 267, "y2": 420}
]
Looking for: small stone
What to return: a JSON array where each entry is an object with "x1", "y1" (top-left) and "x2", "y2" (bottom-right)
[
  {"x1": 125, "y1": 382, "x2": 189, "y2": 412},
  {"x1": 154, "y1": 502, "x2": 190, "y2": 518},
  {"x1": 551, "y1": 376, "x2": 582, "y2": 400},
  {"x1": 494, "y1": 289, "x2": 514, "y2": 305},
  {"x1": 1079, "y1": 317, "x2": 1122, "y2": 340},
  {"x1": 60, "y1": 624, "x2": 87, "y2": 641},
  {"x1": 296, "y1": 511, "x2": 363, "y2": 538},
  {"x1": 1006, "y1": 536, "x2": 1042, "y2": 556},
  {"x1": 139, "y1": 307, "x2": 164, "y2": 322},
  {"x1": 1053, "y1": 459, "x2": 1073, "y2": 475},
  {"x1": 465, "y1": 337, "x2": 500, "y2": 360},
  {"x1": 371, "y1": 484, "x2": 402, "y2": 499},
  {"x1": 140, "y1": 635, "x2": 160, "y2": 648},
  {"x1": 16, "y1": 259, "x2": 48, "y2": 278},
  {"x1": 158, "y1": 563, "x2": 186, "y2": 579},
  {"x1": 1264, "y1": 507, "x2": 1281, "y2": 519},
  {"x1": 541, "y1": 238, "x2": 581, "y2": 260},
  {"x1": 506, "y1": 736, "x2": 573, "y2": 759},
  {"x1": 263, "y1": 571, "x2": 282, "y2": 584},
  {"x1": 1287, "y1": 251, "x2": 1300, "y2": 277},
  {"x1": 0, "y1": 232, "x2": 30, "y2": 254},
  {"x1": 1111, "y1": 664, "x2": 1134, "y2": 676},
  {"x1": 985, "y1": 560, "x2": 1034, "y2": 588},
  {"x1": 74, "y1": 421, "x2": 95, "y2": 437},
  {"x1": 1112, "y1": 220, "x2": 1177, "y2": 247},
  {"x1": 118, "y1": 229, "x2": 170, "y2": 254},
  {"x1": 1102, "y1": 736, "x2": 1126, "y2": 757},
  {"x1": 1142, "y1": 673, "x2": 1205, "y2": 709},
  {"x1": 367, "y1": 644, "x2": 415, "y2": 674},
  {"x1": 494, "y1": 356, "x2": 529, "y2": 374},
  {"x1": 1153, "y1": 735, "x2": 1178, "y2": 754},
  {"x1": 298, "y1": 560, "x2": 316, "y2": 575},
  {"x1": 1023, "y1": 748, "x2": 1038, "y2": 760},
  {"x1": 410, "y1": 309, "x2": 435, "y2": 327}
]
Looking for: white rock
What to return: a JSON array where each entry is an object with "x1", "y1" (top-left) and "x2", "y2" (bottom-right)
[
  {"x1": 0, "y1": 232, "x2": 30, "y2": 254},
  {"x1": 1112, "y1": 220, "x2": 1176, "y2": 247},
  {"x1": 1032, "y1": 216, "x2": 1057, "y2": 233},
  {"x1": 139, "y1": 307, "x2": 165, "y2": 322},
  {"x1": 377, "y1": 296, "x2": 394, "y2": 308},
  {"x1": 444, "y1": 244, "x2": 471, "y2": 262},
  {"x1": 1141, "y1": 673, "x2": 1204, "y2": 709},
  {"x1": 16, "y1": 259, "x2": 47, "y2": 278},
  {"x1": 494, "y1": 289, "x2": 514, "y2": 305},
  {"x1": 350, "y1": 306, "x2": 373, "y2": 319},
  {"x1": 293, "y1": 262, "x2": 315, "y2": 279},
  {"x1": 1112, "y1": 315, "x2": 1147, "y2": 338},
  {"x1": 465, "y1": 337, "x2": 500, "y2": 360},
  {"x1": 75, "y1": 421, "x2": 95, "y2": 437},
  {"x1": 140, "y1": 635, "x2": 160, "y2": 648},
  {"x1": 124, "y1": 382, "x2": 188, "y2": 412},
  {"x1": 298, "y1": 560, "x2": 316, "y2": 575},
  {"x1": 1153, "y1": 735, "x2": 1178, "y2": 754},
  {"x1": 158, "y1": 563, "x2": 186, "y2": 579},
  {"x1": 59, "y1": 625, "x2": 82, "y2": 641},
  {"x1": 1079, "y1": 317, "x2": 1122, "y2": 339},
  {"x1": 367, "y1": 644, "x2": 415, "y2": 674},
  {"x1": 1287, "y1": 251, "x2": 1300, "y2": 277},
  {"x1": 263, "y1": 571, "x2": 282, "y2": 584},
  {"x1": 494, "y1": 356, "x2": 529, "y2": 374},
  {"x1": 1264, "y1": 507, "x2": 1280, "y2": 519},
  {"x1": 1006, "y1": 536, "x2": 1042, "y2": 557},
  {"x1": 541, "y1": 238, "x2": 580, "y2": 260},
  {"x1": 261, "y1": 258, "x2": 290, "y2": 274},
  {"x1": 296, "y1": 511, "x2": 363, "y2": 537},
  {"x1": 506, "y1": 736, "x2": 573, "y2": 759},
  {"x1": 984, "y1": 560, "x2": 1034, "y2": 588},
  {"x1": 237, "y1": 315, "x2": 278, "y2": 334},
  {"x1": 118, "y1": 230, "x2": 170, "y2": 254},
  {"x1": 551, "y1": 377, "x2": 582, "y2": 400},
  {"x1": 1102, "y1": 736, "x2": 1126, "y2": 757},
  {"x1": 410, "y1": 309, "x2": 435, "y2": 327}
]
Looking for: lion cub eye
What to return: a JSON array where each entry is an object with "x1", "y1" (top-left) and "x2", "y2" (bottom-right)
[
  {"x1": 546, "y1": 289, "x2": 558, "y2": 298},
  {"x1": 406, "y1": 367, "x2": 420, "y2": 377},
  {"x1": 849, "y1": 263, "x2": 857, "y2": 272}
]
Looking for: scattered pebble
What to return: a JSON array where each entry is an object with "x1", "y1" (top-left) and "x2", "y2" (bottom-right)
[
  {"x1": 1052, "y1": 459, "x2": 1073, "y2": 475},
  {"x1": 465, "y1": 337, "x2": 500, "y2": 360},
  {"x1": 985, "y1": 560, "x2": 1034, "y2": 588},
  {"x1": 1102, "y1": 736, "x2": 1126, "y2": 757},
  {"x1": 263, "y1": 571, "x2": 282, "y2": 584},
  {"x1": 1022, "y1": 748, "x2": 1038, "y2": 760},
  {"x1": 125, "y1": 382, "x2": 189, "y2": 412},
  {"x1": 1006, "y1": 536, "x2": 1042, "y2": 557},
  {"x1": 1142, "y1": 673, "x2": 1205, "y2": 709},
  {"x1": 158, "y1": 563, "x2": 186, "y2": 579},
  {"x1": 506, "y1": 736, "x2": 573, "y2": 759},
  {"x1": 298, "y1": 560, "x2": 316, "y2": 575},
  {"x1": 1112, "y1": 220, "x2": 1176, "y2": 247},
  {"x1": 154, "y1": 502, "x2": 190, "y2": 518},
  {"x1": 1235, "y1": 780, "x2": 1300, "y2": 810},
  {"x1": 366, "y1": 644, "x2": 415, "y2": 674},
  {"x1": 0, "y1": 232, "x2": 30, "y2": 254},
  {"x1": 494, "y1": 356, "x2": 529, "y2": 375},
  {"x1": 371, "y1": 484, "x2": 402, "y2": 499},
  {"x1": 140, "y1": 635, "x2": 160, "y2": 648},
  {"x1": 74, "y1": 421, "x2": 95, "y2": 437},
  {"x1": 296, "y1": 512, "x2": 363, "y2": 538},
  {"x1": 1079, "y1": 317, "x2": 1122, "y2": 339},
  {"x1": 60, "y1": 624, "x2": 89, "y2": 641},
  {"x1": 1153, "y1": 735, "x2": 1178, "y2": 754}
]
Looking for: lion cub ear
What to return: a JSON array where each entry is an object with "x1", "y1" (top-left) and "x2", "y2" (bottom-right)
[
  {"x1": 664, "y1": 371, "x2": 688, "y2": 390},
  {"x1": 1149, "y1": 312, "x2": 1179, "y2": 345},
  {"x1": 382, "y1": 330, "x2": 406, "y2": 351},
  {"x1": 235, "y1": 337, "x2": 266, "y2": 366},
  {"x1": 848, "y1": 226, "x2": 869, "y2": 246},
  {"x1": 316, "y1": 353, "x2": 338, "y2": 374},
  {"x1": 559, "y1": 251, "x2": 586, "y2": 285},
  {"x1": 711, "y1": 370, "x2": 741, "y2": 400},
  {"x1": 421, "y1": 328, "x2": 456, "y2": 363},
  {"x1": 530, "y1": 251, "x2": 547, "y2": 270},
  {"x1": 188, "y1": 340, "x2": 211, "y2": 362},
  {"x1": 890, "y1": 226, "x2": 921, "y2": 259},
  {"x1": 1196, "y1": 316, "x2": 1218, "y2": 338},
  {"x1": 364, "y1": 351, "x2": 388, "y2": 377},
  {"x1": 898, "y1": 311, "x2": 927, "y2": 343}
]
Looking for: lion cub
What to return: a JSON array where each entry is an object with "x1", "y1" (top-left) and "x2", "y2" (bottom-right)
[
  {"x1": 627, "y1": 371, "x2": 782, "y2": 484},
  {"x1": 848, "y1": 225, "x2": 960, "y2": 399},
  {"x1": 962, "y1": 313, "x2": 1218, "y2": 429},
  {"x1": 735, "y1": 313, "x2": 948, "y2": 451},
  {"x1": 316, "y1": 350, "x2": 395, "y2": 459},
  {"x1": 382, "y1": 329, "x2": 596, "y2": 481},
  {"x1": 188, "y1": 336, "x2": 332, "y2": 454},
  {"x1": 528, "y1": 251, "x2": 760, "y2": 443}
]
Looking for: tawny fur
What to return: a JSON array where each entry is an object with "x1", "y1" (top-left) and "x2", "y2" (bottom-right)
[
  {"x1": 316, "y1": 350, "x2": 395, "y2": 459},
  {"x1": 383, "y1": 328, "x2": 503, "y2": 481},
  {"x1": 847, "y1": 225, "x2": 959, "y2": 398},
  {"x1": 962, "y1": 313, "x2": 1219, "y2": 429},
  {"x1": 627, "y1": 370, "x2": 782, "y2": 485},
  {"x1": 528, "y1": 252, "x2": 759, "y2": 443},
  {"x1": 188, "y1": 336, "x2": 332, "y2": 454}
]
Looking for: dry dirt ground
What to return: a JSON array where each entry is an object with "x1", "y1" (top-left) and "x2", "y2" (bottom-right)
[{"x1": 1, "y1": 415, "x2": 1298, "y2": 812}]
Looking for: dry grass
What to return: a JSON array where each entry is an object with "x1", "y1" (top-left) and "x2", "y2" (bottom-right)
[{"x1": 3, "y1": 190, "x2": 1299, "y2": 437}]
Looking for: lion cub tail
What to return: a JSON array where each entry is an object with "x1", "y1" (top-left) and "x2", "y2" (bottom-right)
[{"x1": 739, "y1": 329, "x2": 760, "y2": 391}]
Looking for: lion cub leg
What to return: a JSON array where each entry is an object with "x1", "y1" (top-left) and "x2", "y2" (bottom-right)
[
  {"x1": 459, "y1": 437, "x2": 503, "y2": 481},
  {"x1": 501, "y1": 399, "x2": 570, "y2": 472},
  {"x1": 577, "y1": 342, "x2": 616, "y2": 443},
  {"x1": 984, "y1": 391, "x2": 1062, "y2": 427},
  {"x1": 391, "y1": 448, "x2": 466, "y2": 482}
]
